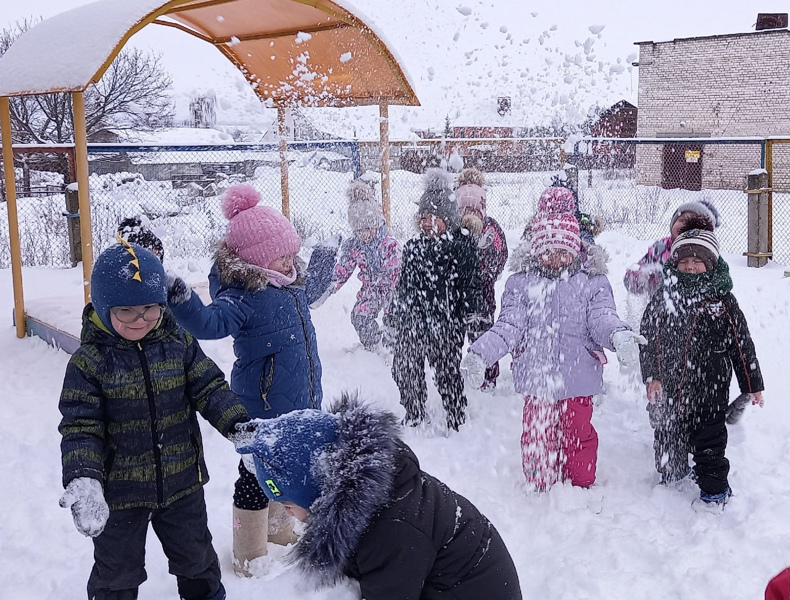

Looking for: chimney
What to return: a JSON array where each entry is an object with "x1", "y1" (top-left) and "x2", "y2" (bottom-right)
[{"x1": 756, "y1": 13, "x2": 788, "y2": 31}]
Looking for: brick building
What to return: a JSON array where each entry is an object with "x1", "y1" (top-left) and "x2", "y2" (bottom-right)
[{"x1": 634, "y1": 19, "x2": 790, "y2": 190}]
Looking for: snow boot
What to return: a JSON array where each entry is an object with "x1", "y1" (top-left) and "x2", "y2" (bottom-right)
[
  {"x1": 232, "y1": 506, "x2": 268, "y2": 577},
  {"x1": 692, "y1": 487, "x2": 732, "y2": 513},
  {"x1": 267, "y1": 501, "x2": 298, "y2": 546}
]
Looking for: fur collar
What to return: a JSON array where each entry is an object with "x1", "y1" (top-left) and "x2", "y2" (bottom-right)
[
  {"x1": 214, "y1": 241, "x2": 305, "y2": 291},
  {"x1": 509, "y1": 238, "x2": 609, "y2": 277},
  {"x1": 288, "y1": 395, "x2": 400, "y2": 589}
]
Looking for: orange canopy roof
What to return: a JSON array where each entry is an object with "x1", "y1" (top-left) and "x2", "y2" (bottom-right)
[{"x1": 0, "y1": 0, "x2": 419, "y2": 107}]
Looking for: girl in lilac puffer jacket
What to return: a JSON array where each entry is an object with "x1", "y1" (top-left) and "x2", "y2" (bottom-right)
[{"x1": 463, "y1": 210, "x2": 642, "y2": 492}]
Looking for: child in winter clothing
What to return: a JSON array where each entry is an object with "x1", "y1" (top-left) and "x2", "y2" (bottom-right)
[
  {"x1": 639, "y1": 219, "x2": 764, "y2": 506},
  {"x1": 58, "y1": 242, "x2": 249, "y2": 600},
  {"x1": 623, "y1": 198, "x2": 721, "y2": 297},
  {"x1": 117, "y1": 216, "x2": 164, "y2": 261},
  {"x1": 232, "y1": 394, "x2": 522, "y2": 600},
  {"x1": 167, "y1": 184, "x2": 335, "y2": 575},
  {"x1": 455, "y1": 168, "x2": 508, "y2": 389},
  {"x1": 386, "y1": 169, "x2": 484, "y2": 431},
  {"x1": 321, "y1": 180, "x2": 401, "y2": 351},
  {"x1": 462, "y1": 207, "x2": 643, "y2": 491}
]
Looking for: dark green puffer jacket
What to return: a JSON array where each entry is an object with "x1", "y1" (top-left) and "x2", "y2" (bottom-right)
[{"x1": 59, "y1": 305, "x2": 249, "y2": 511}]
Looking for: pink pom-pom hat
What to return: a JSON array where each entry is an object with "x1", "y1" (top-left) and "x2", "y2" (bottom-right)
[
  {"x1": 531, "y1": 212, "x2": 581, "y2": 258},
  {"x1": 221, "y1": 184, "x2": 301, "y2": 269},
  {"x1": 538, "y1": 187, "x2": 576, "y2": 215},
  {"x1": 455, "y1": 184, "x2": 487, "y2": 214}
]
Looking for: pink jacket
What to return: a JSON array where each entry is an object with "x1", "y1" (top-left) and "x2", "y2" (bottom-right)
[
  {"x1": 332, "y1": 234, "x2": 402, "y2": 310},
  {"x1": 623, "y1": 236, "x2": 672, "y2": 296}
]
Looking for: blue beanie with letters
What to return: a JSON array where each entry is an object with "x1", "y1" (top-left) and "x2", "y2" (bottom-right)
[
  {"x1": 236, "y1": 409, "x2": 340, "y2": 510},
  {"x1": 90, "y1": 242, "x2": 167, "y2": 335}
]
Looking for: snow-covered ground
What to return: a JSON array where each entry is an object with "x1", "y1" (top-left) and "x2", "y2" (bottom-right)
[{"x1": 1, "y1": 229, "x2": 789, "y2": 599}]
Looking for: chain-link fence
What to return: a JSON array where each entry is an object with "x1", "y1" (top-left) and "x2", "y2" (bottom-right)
[{"x1": 3, "y1": 136, "x2": 788, "y2": 269}]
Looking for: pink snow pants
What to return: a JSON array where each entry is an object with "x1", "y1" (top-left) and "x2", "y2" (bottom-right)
[{"x1": 521, "y1": 395, "x2": 598, "y2": 491}]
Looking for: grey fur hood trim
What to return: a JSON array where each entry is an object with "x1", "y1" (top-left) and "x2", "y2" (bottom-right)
[
  {"x1": 214, "y1": 241, "x2": 305, "y2": 290},
  {"x1": 288, "y1": 394, "x2": 400, "y2": 589},
  {"x1": 509, "y1": 238, "x2": 609, "y2": 277}
]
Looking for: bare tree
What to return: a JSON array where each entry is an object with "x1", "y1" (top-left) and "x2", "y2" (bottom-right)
[{"x1": 0, "y1": 19, "x2": 175, "y2": 145}]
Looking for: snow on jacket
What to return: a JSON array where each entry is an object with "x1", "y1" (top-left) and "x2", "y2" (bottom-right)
[
  {"x1": 331, "y1": 228, "x2": 402, "y2": 315},
  {"x1": 290, "y1": 397, "x2": 522, "y2": 600},
  {"x1": 386, "y1": 231, "x2": 484, "y2": 334},
  {"x1": 59, "y1": 306, "x2": 249, "y2": 511},
  {"x1": 170, "y1": 243, "x2": 322, "y2": 419},
  {"x1": 623, "y1": 236, "x2": 672, "y2": 296},
  {"x1": 469, "y1": 241, "x2": 629, "y2": 401},
  {"x1": 478, "y1": 216, "x2": 509, "y2": 316},
  {"x1": 639, "y1": 259, "x2": 764, "y2": 409}
]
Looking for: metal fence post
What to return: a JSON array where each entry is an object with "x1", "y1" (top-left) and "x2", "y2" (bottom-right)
[
  {"x1": 379, "y1": 100, "x2": 391, "y2": 226},
  {"x1": 745, "y1": 170, "x2": 771, "y2": 268},
  {"x1": 278, "y1": 106, "x2": 290, "y2": 219}
]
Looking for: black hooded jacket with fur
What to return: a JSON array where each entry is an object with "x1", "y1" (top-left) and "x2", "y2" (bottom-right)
[{"x1": 290, "y1": 398, "x2": 521, "y2": 600}]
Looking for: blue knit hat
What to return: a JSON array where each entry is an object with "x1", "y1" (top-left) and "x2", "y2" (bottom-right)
[
  {"x1": 235, "y1": 409, "x2": 340, "y2": 510},
  {"x1": 90, "y1": 242, "x2": 167, "y2": 335}
]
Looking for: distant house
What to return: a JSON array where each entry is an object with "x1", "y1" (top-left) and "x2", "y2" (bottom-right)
[
  {"x1": 87, "y1": 128, "x2": 122, "y2": 143},
  {"x1": 590, "y1": 100, "x2": 637, "y2": 138},
  {"x1": 634, "y1": 14, "x2": 789, "y2": 190}
]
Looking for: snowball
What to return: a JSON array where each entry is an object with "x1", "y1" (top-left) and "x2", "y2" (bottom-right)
[
  {"x1": 295, "y1": 31, "x2": 312, "y2": 43},
  {"x1": 340, "y1": 52, "x2": 352, "y2": 63},
  {"x1": 588, "y1": 25, "x2": 605, "y2": 34},
  {"x1": 456, "y1": 6, "x2": 472, "y2": 16}
]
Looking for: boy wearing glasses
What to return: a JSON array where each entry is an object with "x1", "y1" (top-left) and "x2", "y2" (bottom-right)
[{"x1": 58, "y1": 242, "x2": 249, "y2": 600}]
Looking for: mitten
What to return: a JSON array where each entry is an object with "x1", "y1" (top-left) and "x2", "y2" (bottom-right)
[
  {"x1": 611, "y1": 330, "x2": 647, "y2": 367},
  {"x1": 59, "y1": 477, "x2": 109, "y2": 538},
  {"x1": 461, "y1": 351, "x2": 487, "y2": 389},
  {"x1": 725, "y1": 393, "x2": 752, "y2": 425},
  {"x1": 166, "y1": 273, "x2": 191, "y2": 305}
]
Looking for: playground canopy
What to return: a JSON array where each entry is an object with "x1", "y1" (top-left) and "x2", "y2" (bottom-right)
[{"x1": 0, "y1": 0, "x2": 418, "y2": 340}]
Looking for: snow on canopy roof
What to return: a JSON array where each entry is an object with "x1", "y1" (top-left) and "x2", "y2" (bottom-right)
[
  {"x1": 0, "y1": 0, "x2": 419, "y2": 108},
  {"x1": 0, "y1": 0, "x2": 167, "y2": 97}
]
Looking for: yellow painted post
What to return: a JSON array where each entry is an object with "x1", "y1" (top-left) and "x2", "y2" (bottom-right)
[
  {"x1": 72, "y1": 92, "x2": 94, "y2": 304},
  {"x1": 278, "y1": 107, "x2": 290, "y2": 219},
  {"x1": 0, "y1": 97, "x2": 26, "y2": 338},
  {"x1": 766, "y1": 139, "x2": 774, "y2": 255},
  {"x1": 379, "y1": 100, "x2": 391, "y2": 226}
]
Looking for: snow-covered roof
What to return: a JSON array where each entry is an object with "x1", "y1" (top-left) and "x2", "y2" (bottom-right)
[
  {"x1": 0, "y1": 0, "x2": 165, "y2": 96},
  {"x1": 0, "y1": 0, "x2": 419, "y2": 108}
]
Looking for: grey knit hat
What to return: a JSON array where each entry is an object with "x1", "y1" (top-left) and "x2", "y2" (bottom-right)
[
  {"x1": 670, "y1": 198, "x2": 721, "y2": 232},
  {"x1": 346, "y1": 180, "x2": 382, "y2": 231},
  {"x1": 417, "y1": 168, "x2": 459, "y2": 230}
]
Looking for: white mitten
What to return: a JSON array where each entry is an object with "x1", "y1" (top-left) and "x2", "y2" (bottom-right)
[
  {"x1": 611, "y1": 330, "x2": 647, "y2": 367},
  {"x1": 59, "y1": 477, "x2": 109, "y2": 537},
  {"x1": 461, "y1": 351, "x2": 487, "y2": 389}
]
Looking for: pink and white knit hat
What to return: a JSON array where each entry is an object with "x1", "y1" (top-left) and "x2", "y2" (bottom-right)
[
  {"x1": 222, "y1": 184, "x2": 301, "y2": 269},
  {"x1": 531, "y1": 212, "x2": 582, "y2": 258},
  {"x1": 538, "y1": 187, "x2": 576, "y2": 214}
]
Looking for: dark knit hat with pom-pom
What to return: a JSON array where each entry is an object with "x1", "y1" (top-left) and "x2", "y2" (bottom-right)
[
  {"x1": 417, "y1": 168, "x2": 459, "y2": 229},
  {"x1": 346, "y1": 180, "x2": 382, "y2": 231},
  {"x1": 117, "y1": 217, "x2": 164, "y2": 262},
  {"x1": 670, "y1": 197, "x2": 721, "y2": 232}
]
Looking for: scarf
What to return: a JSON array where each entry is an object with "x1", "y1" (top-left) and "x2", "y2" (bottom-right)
[
  {"x1": 663, "y1": 257, "x2": 733, "y2": 301},
  {"x1": 262, "y1": 266, "x2": 298, "y2": 288}
]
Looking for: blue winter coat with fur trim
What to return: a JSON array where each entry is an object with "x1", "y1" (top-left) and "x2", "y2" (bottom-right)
[
  {"x1": 170, "y1": 243, "x2": 330, "y2": 418},
  {"x1": 289, "y1": 397, "x2": 522, "y2": 600}
]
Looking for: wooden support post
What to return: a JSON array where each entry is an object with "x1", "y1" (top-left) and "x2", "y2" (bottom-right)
[
  {"x1": 379, "y1": 100, "x2": 391, "y2": 226},
  {"x1": 0, "y1": 97, "x2": 26, "y2": 338},
  {"x1": 65, "y1": 148, "x2": 81, "y2": 267},
  {"x1": 745, "y1": 170, "x2": 770, "y2": 268},
  {"x1": 72, "y1": 92, "x2": 94, "y2": 304},
  {"x1": 278, "y1": 106, "x2": 290, "y2": 219}
]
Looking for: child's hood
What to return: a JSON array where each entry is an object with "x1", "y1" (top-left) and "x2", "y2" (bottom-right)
[
  {"x1": 509, "y1": 238, "x2": 609, "y2": 277},
  {"x1": 214, "y1": 241, "x2": 306, "y2": 292}
]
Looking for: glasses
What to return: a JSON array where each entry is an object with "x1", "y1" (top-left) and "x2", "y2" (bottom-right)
[{"x1": 110, "y1": 304, "x2": 163, "y2": 324}]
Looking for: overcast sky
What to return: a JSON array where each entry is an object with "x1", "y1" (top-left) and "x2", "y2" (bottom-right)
[{"x1": 2, "y1": 0, "x2": 784, "y2": 134}]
